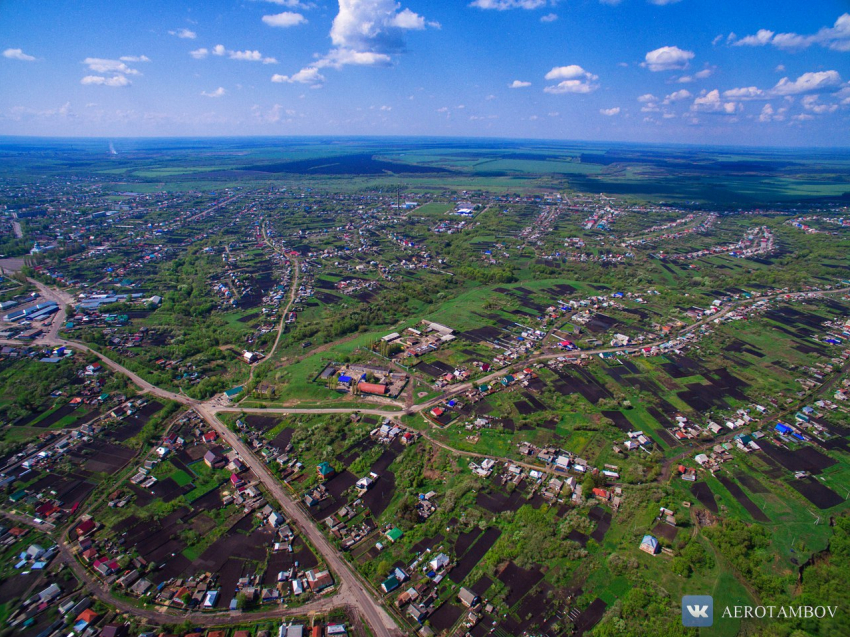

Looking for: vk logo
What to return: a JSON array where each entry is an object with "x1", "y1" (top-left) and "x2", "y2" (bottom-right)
[{"x1": 682, "y1": 595, "x2": 713, "y2": 627}]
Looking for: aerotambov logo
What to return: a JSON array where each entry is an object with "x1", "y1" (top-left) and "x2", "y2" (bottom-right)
[{"x1": 682, "y1": 595, "x2": 714, "y2": 627}]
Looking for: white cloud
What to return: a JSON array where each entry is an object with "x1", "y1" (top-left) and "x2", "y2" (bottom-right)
[
  {"x1": 545, "y1": 65, "x2": 593, "y2": 81},
  {"x1": 540, "y1": 13, "x2": 558, "y2": 22},
  {"x1": 544, "y1": 65, "x2": 598, "y2": 93},
  {"x1": 691, "y1": 89, "x2": 741, "y2": 113},
  {"x1": 722, "y1": 86, "x2": 765, "y2": 100},
  {"x1": 213, "y1": 44, "x2": 227, "y2": 56},
  {"x1": 119, "y1": 55, "x2": 151, "y2": 62},
  {"x1": 642, "y1": 46, "x2": 694, "y2": 72},
  {"x1": 647, "y1": 0, "x2": 681, "y2": 4},
  {"x1": 801, "y1": 95, "x2": 838, "y2": 114},
  {"x1": 600, "y1": 107, "x2": 620, "y2": 116},
  {"x1": 201, "y1": 87, "x2": 227, "y2": 98},
  {"x1": 663, "y1": 89, "x2": 691, "y2": 103},
  {"x1": 263, "y1": 12, "x2": 307, "y2": 27},
  {"x1": 775, "y1": 64, "x2": 785, "y2": 73},
  {"x1": 81, "y1": 75, "x2": 131, "y2": 87},
  {"x1": 637, "y1": 93, "x2": 658, "y2": 102},
  {"x1": 733, "y1": 29, "x2": 774, "y2": 46},
  {"x1": 190, "y1": 48, "x2": 209, "y2": 59},
  {"x1": 229, "y1": 50, "x2": 278, "y2": 63},
  {"x1": 83, "y1": 58, "x2": 140, "y2": 75},
  {"x1": 276, "y1": 0, "x2": 436, "y2": 86},
  {"x1": 258, "y1": 0, "x2": 310, "y2": 6},
  {"x1": 3, "y1": 48, "x2": 36, "y2": 61},
  {"x1": 731, "y1": 14, "x2": 850, "y2": 52},
  {"x1": 509, "y1": 80, "x2": 531, "y2": 88},
  {"x1": 169, "y1": 28, "x2": 197, "y2": 39},
  {"x1": 770, "y1": 70, "x2": 842, "y2": 96},
  {"x1": 470, "y1": 0, "x2": 550, "y2": 9},
  {"x1": 272, "y1": 67, "x2": 325, "y2": 84}
]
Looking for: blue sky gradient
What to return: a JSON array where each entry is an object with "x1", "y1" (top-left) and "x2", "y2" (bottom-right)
[{"x1": 1, "y1": 0, "x2": 849, "y2": 145}]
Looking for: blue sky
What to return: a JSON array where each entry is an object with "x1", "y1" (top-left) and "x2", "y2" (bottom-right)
[{"x1": 1, "y1": 0, "x2": 849, "y2": 146}]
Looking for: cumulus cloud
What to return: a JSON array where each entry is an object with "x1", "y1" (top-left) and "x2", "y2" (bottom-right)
[
  {"x1": 663, "y1": 89, "x2": 691, "y2": 103},
  {"x1": 637, "y1": 93, "x2": 658, "y2": 102},
  {"x1": 642, "y1": 46, "x2": 694, "y2": 71},
  {"x1": 3, "y1": 48, "x2": 36, "y2": 61},
  {"x1": 470, "y1": 0, "x2": 550, "y2": 9},
  {"x1": 276, "y1": 0, "x2": 437, "y2": 87},
  {"x1": 733, "y1": 29, "x2": 775, "y2": 46},
  {"x1": 81, "y1": 75, "x2": 131, "y2": 87},
  {"x1": 119, "y1": 55, "x2": 151, "y2": 62},
  {"x1": 600, "y1": 107, "x2": 620, "y2": 116},
  {"x1": 191, "y1": 45, "x2": 275, "y2": 63},
  {"x1": 770, "y1": 70, "x2": 842, "y2": 96},
  {"x1": 543, "y1": 65, "x2": 599, "y2": 93},
  {"x1": 263, "y1": 12, "x2": 307, "y2": 27},
  {"x1": 691, "y1": 89, "x2": 741, "y2": 113},
  {"x1": 272, "y1": 67, "x2": 325, "y2": 84},
  {"x1": 509, "y1": 80, "x2": 531, "y2": 88},
  {"x1": 229, "y1": 49, "x2": 278, "y2": 63},
  {"x1": 721, "y1": 86, "x2": 765, "y2": 100},
  {"x1": 729, "y1": 14, "x2": 850, "y2": 52},
  {"x1": 801, "y1": 95, "x2": 838, "y2": 114},
  {"x1": 84, "y1": 58, "x2": 140, "y2": 75},
  {"x1": 540, "y1": 13, "x2": 558, "y2": 22},
  {"x1": 201, "y1": 87, "x2": 227, "y2": 97},
  {"x1": 169, "y1": 28, "x2": 197, "y2": 39}
]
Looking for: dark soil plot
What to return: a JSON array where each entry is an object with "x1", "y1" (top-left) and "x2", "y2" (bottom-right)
[
  {"x1": 651, "y1": 522, "x2": 678, "y2": 542},
  {"x1": 264, "y1": 552, "x2": 295, "y2": 586},
  {"x1": 568, "y1": 530, "x2": 589, "y2": 547},
  {"x1": 717, "y1": 476, "x2": 769, "y2": 522},
  {"x1": 429, "y1": 602, "x2": 464, "y2": 632},
  {"x1": 759, "y1": 441, "x2": 836, "y2": 474},
  {"x1": 151, "y1": 477, "x2": 188, "y2": 503},
  {"x1": 337, "y1": 437, "x2": 376, "y2": 465},
  {"x1": 449, "y1": 527, "x2": 501, "y2": 584},
  {"x1": 498, "y1": 562, "x2": 544, "y2": 607},
  {"x1": 314, "y1": 291, "x2": 341, "y2": 305},
  {"x1": 58, "y1": 480, "x2": 96, "y2": 505},
  {"x1": 736, "y1": 473, "x2": 769, "y2": 494},
  {"x1": 217, "y1": 558, "x2": 247, "y2": 598},
  {"x1": 459, "y1": 326, "x2": 504, "y2": 343},
  {"x1": 500, "y1": 418, "x2": 515, "y2": 432},
  {"x1": 471, "y1": 575, "x2": 493, "y2": 596},
  {"x1": 192, "y1": 488, "x2": 222, "y2": 511},
  {"x1": 107, "y1": 418, "x2": 145, "y2": 442},
  {"x1": 370, "y1": 449, "x2": 398, "y2": 473},
  {"x1": 452, "y1": 526, "x2": 482, "y2": 557},
  {"x1": 237, "y1": 311, "x2": 261, "y2": 323},
  {"x1": 362, "y1": 470, "x2": 395, "y2": 517},
  {"x1": 245, "y1": 415, "x2": 281, "y2": 431},
  {"x1": 270, "y1": 427, "x2": 294, "y2": 449},
  {"x1": 589, "y1": 508, "x2": 612, "y2": 542},
  {"x1": 646, "y1": 406, "x2": 677, "y2": 431},
  {"x1": 690, "y1": 482, "x2": 718, "y2": 513},
  {"x1": 410, "y1": 535, "x2": 444, "y2": 557},
  {"x1": 585, "y1": 314, "x2": 618, "y2": 333},
  {"x1": 574, "y1": 598, "x2": 608, "y2": 637},
  {"x1": 523, "y1": 393, "x2": 547, "y2": 411},
  {"x1": 514, "y1": 400, "x2": 534, "y2": 415},
  {"x1": 601, "y1": 410, "x2": 633, "y2": 433},
  {"x1": 413, "y1": 362, "x2": 443, "y2": 378},
  {"x1": 71, "y1": 442, "x2": 136, "y2": 474},
  {"x1": 151, "y1": 554, "x2": 193, "y2": 585},
  {"x1": 787, "y1": 477, "x2": 844, "y2": 509},
  {"x1": 0, "y1": 570, "x2": 41, "y2": 604},
  {"x1": 32, "y1": 404, "x2": 81, "y2": 428},
  {"x1": 137, "y1": 401, "x2": 163, "y2": 419},
  {"x1": 476, "y1": 488, "x2": 525, "y2": 514},
  {"x1": 292, "y1": 537, "x2": 319, "y2": 569},
  {"x1": 526, "y1": 377, "x2": 547, "y2": 392}
]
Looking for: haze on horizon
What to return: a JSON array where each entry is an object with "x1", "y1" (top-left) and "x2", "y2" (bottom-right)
[{"x1": 1, "y1": 0, "x2": 850, "y2": 147}]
